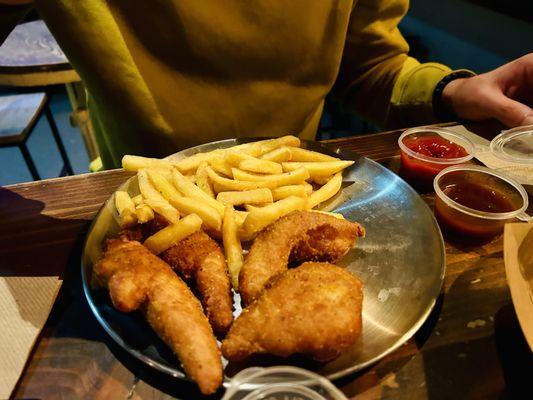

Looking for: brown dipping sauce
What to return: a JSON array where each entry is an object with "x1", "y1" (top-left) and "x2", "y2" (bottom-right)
[
  {"x1": 442, "y1": 182, "x2": 517, "y2": 213},
  {"x1": 435, "y1": 182, "x2": 519, "y2": 245}
]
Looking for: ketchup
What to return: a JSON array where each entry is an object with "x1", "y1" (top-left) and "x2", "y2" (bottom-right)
[
  {"x1": 399, "y1": 135, "x2": 469, "y2": 192},
  {"x1": 434, "y1": 182, "x2": 518, "y2": 245},
  {"x1": 405, "y1": 136, "x2": 468, "y2": 159}
]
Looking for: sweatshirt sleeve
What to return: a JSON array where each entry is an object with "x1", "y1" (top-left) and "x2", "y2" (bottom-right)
[{"x1": 333, "y1": 0, "x2": 455, "y2": 129}]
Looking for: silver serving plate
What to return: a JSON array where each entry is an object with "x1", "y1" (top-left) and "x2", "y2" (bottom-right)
[{"x1": 81, "y1": 138, "x2": 445, "y2": 386}]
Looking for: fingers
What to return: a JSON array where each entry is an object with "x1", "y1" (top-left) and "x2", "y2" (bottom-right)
[{"x1": 488, "y1": 91, "x2": 533, "y2": 128}]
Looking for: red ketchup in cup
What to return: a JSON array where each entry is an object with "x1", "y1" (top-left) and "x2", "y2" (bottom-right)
[{"x1": 398, "y1": 128, "x2": 474, "y2": 191}]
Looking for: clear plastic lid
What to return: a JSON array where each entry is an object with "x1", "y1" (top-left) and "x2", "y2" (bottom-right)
[
  {"x1": 490, "y1": 125, "x2": 533, "y2": 164},
  {"x1": 222, "y1": 366, "x2": 348, "y2": 400}
]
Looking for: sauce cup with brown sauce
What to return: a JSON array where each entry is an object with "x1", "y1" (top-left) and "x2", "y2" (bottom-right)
[{"x1": 433, "y1": 165, "x2": 530, "y2": 245}]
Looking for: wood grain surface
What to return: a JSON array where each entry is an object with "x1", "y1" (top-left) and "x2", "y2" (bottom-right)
[
  {"x1": 0, "y1": 20, "x2": 80, "y2": 86},
  {"x1": 4, "y1": 126, "x2": 532, "y2": 400},
  {"x1": 0, "y1": 21, "x2": 69, "y2": 72},
  {"x1": 0, "y1": 93, "x2": 46, "y2": 145}
]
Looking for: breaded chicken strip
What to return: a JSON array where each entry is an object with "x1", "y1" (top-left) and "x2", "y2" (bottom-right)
[
  {"x1": 160, "y1": 231, "x2": 234, "y2": 336},
  {"x1": 223, "y1": 262, "x2": 363, "y2": 362},
  {"x1": 92, "y1": 239, "x2": 222, "y2": 395},
  {"x1": 239, "y1": 211, "x2": 365, "y2": 305},
  {"x1": 120, "y1": 214, "x2": 234, "y2": 336}
]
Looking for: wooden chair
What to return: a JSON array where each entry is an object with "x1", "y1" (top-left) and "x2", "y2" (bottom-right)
[
  {"x1": 0, "y1": 20, "x2": 99, "y2": 162},
  {"x1": 0, "y1": 93, "x2": 74, "y2": 180}
]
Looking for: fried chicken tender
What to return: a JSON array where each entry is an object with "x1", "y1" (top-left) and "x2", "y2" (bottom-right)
[
  {"x1": 92, "y1": 239, "x2": 222, "y2": 395},
  {"x1": 121, "y1": 214, "x2": 234, "y2": 336},
  {"x1": 160, "y1": 231, "x2": 234, "y2": 336},
  {"x1": 222, "y1": 262, "x2": 363, "y2": 362},
  {"x1": 239, "y1": 210, "x2": 365, "y2": 305}
]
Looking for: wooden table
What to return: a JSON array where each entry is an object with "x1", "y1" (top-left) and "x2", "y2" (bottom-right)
[{"x1": 4, "y1": 125, "x2": 532, "y2": 399}]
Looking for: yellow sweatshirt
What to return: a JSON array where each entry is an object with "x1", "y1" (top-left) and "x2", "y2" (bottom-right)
[{"x1": 4, "y1": 1, "x2": 455, "y2": 168}]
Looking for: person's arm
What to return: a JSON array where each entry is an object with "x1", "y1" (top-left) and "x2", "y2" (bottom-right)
[
  {"x1": 334, "y1": 0, "x2": 532, "y2": 129},
  {"x1": 441, "y1": 53, "x2": 533, "y2": 127},
  {"x1": 0, "y1": 1, "x2": 32, "y2": 46},
  {"x1": 333, "y1": 0, "x2": 456, "y2": 129}
]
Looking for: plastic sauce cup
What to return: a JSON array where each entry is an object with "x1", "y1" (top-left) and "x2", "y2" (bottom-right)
[
  {"x1": 433, "y1": 165, "x2": 529, "y2": 245},
  {"x1": 398, "y1": 128, "x2": 475, "y2": 191},
  {"x1": 222, "y1": 366, "x2": 347, "y2": 400}
]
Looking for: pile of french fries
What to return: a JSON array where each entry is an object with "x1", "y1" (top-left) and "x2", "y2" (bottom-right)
[{"x1": 114, "y1": 135, "x2": 353, "y2": 288}]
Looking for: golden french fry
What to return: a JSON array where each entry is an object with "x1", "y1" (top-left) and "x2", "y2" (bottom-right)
[
  {"x1": 307, "y1": 172, "x2": 343, "y2": 209},
  {"x1": 150, "y1": 167, "x2": 174, "y2": 182},
  {"x1": 238, "y1": 158, "x2": 283, "y2": 174},
  {"x1": 169, "y1": 196, "x2": 222, "y2": 231},
  {"x1": 231, "y1": 138, "x2": 295, "y2": 157},
  {"x1": 282, "y1": 160, "x2": 354, "y2": 179},
  {"x1": 131, "y1": 194, "x2": 143, "y2": 206},
  {"x1": 135, "y1": 203, "x2": 155, "y2": 223},
  {"x1": 121, "y1": 155, "x2": 173, "y2": 171},
  {"x1": 222, "y1": 205, "x2": 244, "y2": 290},
  {"x1": 172, "y1": 169, "x2": 225, "y2": 216},
  {"x1": 115, "y1": 191, "x2": 138, "y2": 228},
  {"x1": 312, "y1": 175, "x2": 332, "y2": 185},
  {"x1": 260, "y1": 146, "x2": 291, "y2": 163},
  {"x1": 172, "y1": 149, "x2": 225, "y2": 174},
  {"x1": 288, "y1": 147, "x2": 339, "y2": 162},
  {"x1": 224, "y1": 142, "x2": 262, "y2": 157},
  {"x1": 258, "y1": 135, "x2": 301, "y2": 154},
  {"x1": 217, "y1": 188, "x2": 273, "y2": 206},
  {"x1": 195, "y1": 162, "x2": 215, "y2": 198},
  {"x1": 143, "y1": 214, "x2": 203, "y2": 254},
  {"x1": 209, "y1": 156, "x2": 234, "y2": 177},
  {"x1": 234, "y1": 210, "x2": 248, "y2": 226},
  {"x1": 207, "y1": 167, "x2": 269, "y2": 192},
  {"x1": 147, "y1": 169, "x2": 182, "y2": 200},
  {"x1": 138, "y1": 169, "x2": 180, "y2": 223},
  {"x1": 243, "y1": 196, "x2": 307, "y2": 234},
  {"x1": 225, "y1": 152, "x2": 255, "y2": 166},
  {"x1": 237, "y1": 226, "x2": 257, "y2": 242},
  {"x1": 118, "y1": 212, "x2": 137, "y2": 228},
  {"x1": 138, "y1": 169, "x2": 167, "y2": 201},
  {"x1": 143, "y1": 198, "x2": 180, "y2": 224},
  {"x1": 243, "y1": 204, "x2": 268, "y2": 212},
  {"x1": 310, "y1": 210, "x2": 345, "y2": 219},
  {"x1": 231, "y1": 167, "x2": 310, "y2": 187},
  {"x1": 304, "y1": 182, "x2": 314, "y2": 195},
  {"x1": 271, "y1": 185, "x2": 309, "y2": 201}
]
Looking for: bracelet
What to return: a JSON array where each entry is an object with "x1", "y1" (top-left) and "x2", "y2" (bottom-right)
[{"x1": 433, "y1": 70, "x2": 476, "y2": 121}]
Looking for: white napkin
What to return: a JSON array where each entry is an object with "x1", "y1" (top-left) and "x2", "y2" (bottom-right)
[{"x1": 0, "y1": 276, "x2": 62, "y2": 399}]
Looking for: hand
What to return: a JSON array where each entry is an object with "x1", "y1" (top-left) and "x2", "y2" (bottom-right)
[{"x1": 442, "y1": 53, "x2": 533, "y2": 127}]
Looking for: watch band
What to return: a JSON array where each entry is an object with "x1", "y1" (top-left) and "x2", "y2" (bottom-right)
[{"x1": 432, "y1": 70, "x2": 476, "y2": 121}]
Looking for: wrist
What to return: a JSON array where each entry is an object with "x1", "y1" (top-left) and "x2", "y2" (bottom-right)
[
  {"x1": 433, "y1": 70, "x2": 475, "y2": 121},
  {"x1": 441, "y1": 78, "x2": 464, "y2": 118}
]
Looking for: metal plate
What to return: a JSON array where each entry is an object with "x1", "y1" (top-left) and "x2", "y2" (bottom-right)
[{"x1": 81, "y1": 138, "x2": 445, "y2": 386}]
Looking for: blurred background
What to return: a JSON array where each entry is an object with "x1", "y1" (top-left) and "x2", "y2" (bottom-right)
[{"x1": 0, "y1": 0, "x2": 532, "y2": 186}]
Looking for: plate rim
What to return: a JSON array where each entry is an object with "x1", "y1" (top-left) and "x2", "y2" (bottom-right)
[
  {"x1": 81, "y1": 138, "x2": 446, "y2": 386},
  {"x1": 503, "y1": 223, "x2": 533, "y2": 351}
]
